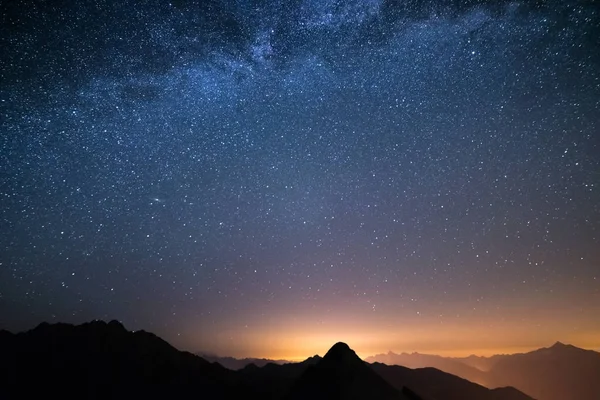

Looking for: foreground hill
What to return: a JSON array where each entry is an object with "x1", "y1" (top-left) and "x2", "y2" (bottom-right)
[
  {"x1": 0, "y1": 321, "x2": 533, "y2": 400},
  {"x1": 0, "y1": 320, "x2": 244, "y2": 399},
  {"x1": 238, "y1": 355, "x2": 323, "y2": 399},
  {"x1": 285, "y1": 342, "x2": 415, "y2": 400}
]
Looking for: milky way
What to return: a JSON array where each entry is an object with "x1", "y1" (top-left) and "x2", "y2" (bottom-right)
[{"x1": 1, "y1": 1, "x2": 599, "y2": 358}]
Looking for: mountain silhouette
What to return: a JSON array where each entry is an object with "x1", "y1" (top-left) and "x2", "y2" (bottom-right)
[
  {"x1": 370, "y1": 363, "x2": 532, "y2": 400},
  {"x1": 0, "y1": 320, "x2": 540, "y2": 400},
  {"x1": 199, "y1": 354, "x2": 292, "y2": 370},
  {"x1": 0, "y1": 320, "x2": 244, "y2": 399},
  {"x1": 238, "y1": 355, "x2": 323, "y2": 399},
  {"x1": 485, "y1": 341, "x2": 600, "y2": 400},
  {"x1": 367, "y1": 342, "x2": 600, "y2": 400},
  {"x1": 284, "y1": 342, "x2": 417, "y2": 400},
  {"x1": 454, "y1": 353, "x2": 508, "y2": 371},
  {"x1": 366, "y1": 351, "x2": 486, "y2": 385}
]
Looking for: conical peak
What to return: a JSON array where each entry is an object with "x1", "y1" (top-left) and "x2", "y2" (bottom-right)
[
  {"x1": 323, "y1": 342, "x2": 361, "y2": 364},
  {"x1": 549, "y1": 341, "x2": 579, "y2": 353}
]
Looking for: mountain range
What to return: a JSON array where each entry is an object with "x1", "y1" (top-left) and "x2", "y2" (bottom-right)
[
  {"x1": 0, "y1": 320, "x2": 532, "y2": 400},
  {"x1": 197, "y1": 353, "x2": 291, "y2": 370},
  {"x1": 366, "y1": 342, "x2": 600, "y2": 400}
]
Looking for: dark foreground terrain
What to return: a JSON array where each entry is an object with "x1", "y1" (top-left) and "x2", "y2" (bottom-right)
[{"x1": 0, "y1": 321, "x2": 533, "y2": 400}]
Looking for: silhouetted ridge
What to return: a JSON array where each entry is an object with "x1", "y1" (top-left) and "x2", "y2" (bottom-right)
[
  {"x1": 370, "y1": 362, "x2": 533, "y2": 400},
  {"x1": 0, "y1": 320, "x2": 245, "y2": 399},
  {"x1": 198, "y1": 353, "x2": 294, "y2": 370},
  {"x1": 547, "y1": 341, "x2": 579, "y2": 352},
  {"x1": 365, "y1": 350, "x2": 486, "y2": 385},
  {"x1": 237, "y1": 353, "x2": 323, "y2": 399},
  {"x1": 486, "y1": 341, "x2": 600, "y2": 400},
  {"x1": 0, "y1": 321, "x2": 538, "y2": 400},
  {"x1": 304, "y1": 355, "x2": 322, "y2": 363},
  {"x1": 326, "y1": 342, "x2": 352, "y2": 355},
  {"x1": 285, "y1": 342, "x2": 412, "y2": 399},
  {"x1": 242, "y1": 362, "x2": 260, "y2": 371}
]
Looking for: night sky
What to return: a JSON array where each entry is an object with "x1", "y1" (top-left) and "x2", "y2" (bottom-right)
[{"x1": 1, "y1": 0, "x2": 599, "y2": 360}]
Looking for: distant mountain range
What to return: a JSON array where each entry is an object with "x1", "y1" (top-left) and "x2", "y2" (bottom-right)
[
  {"x1": 198, "y1": 353, "x2": 292, "y2": 370},
  {"x1": 0, "y1": 320, "x2": 532, "y2": 400},
  {"x1": 366, "y1": 342, "x2": 600, "y2": 400},
  {"x1": 366, "y1": 351, "x2": 488, "y2": 385}
]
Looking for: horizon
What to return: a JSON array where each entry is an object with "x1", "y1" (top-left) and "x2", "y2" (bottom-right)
[
  {"x1": 7, "y1": 317, "x2": 599, "y2": 361},
  {"x1": 195, "y1": 340, "x2": 600, "y2": 362},
  {"x1": 5, "y1": 311, "x2": 600, "y2": 400}
]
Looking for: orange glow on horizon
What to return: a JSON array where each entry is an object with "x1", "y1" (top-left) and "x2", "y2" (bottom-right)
[
  {"x1": 176, "y1": 288, "x2": 600, "y2": 361},
  {"x1": 261, "y1": 340, "x2": 600, "y2": 362},
  {"x1": 251, "y1": 338, "x2": 600, "y2": 362},
  {"x1": 181, "y1": 308, "x2": 600, "y2": 361}
]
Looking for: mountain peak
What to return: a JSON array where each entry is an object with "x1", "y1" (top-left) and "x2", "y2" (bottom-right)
[
  {"x1": 287, "y1": 342, "x2": 409, "y2": 399},
  {"x1": 551, "y1": 341, "x2": 566, "y2": 348},
  {"x1": 323, "y1": 342, "x2": 361, "y2": 364},
  {"x1": 328, "y1": 342, "x2": 351, "y2": 352}
]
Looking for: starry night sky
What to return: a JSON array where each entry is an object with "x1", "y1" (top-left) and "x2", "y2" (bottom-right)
[{"x1": 1, "y1": 0, "x2": 599, "y2": 359}]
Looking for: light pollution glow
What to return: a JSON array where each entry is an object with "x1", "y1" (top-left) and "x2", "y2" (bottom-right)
[{"x1": 178, "y1": 296, "x2": 600, "y2": 360}]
